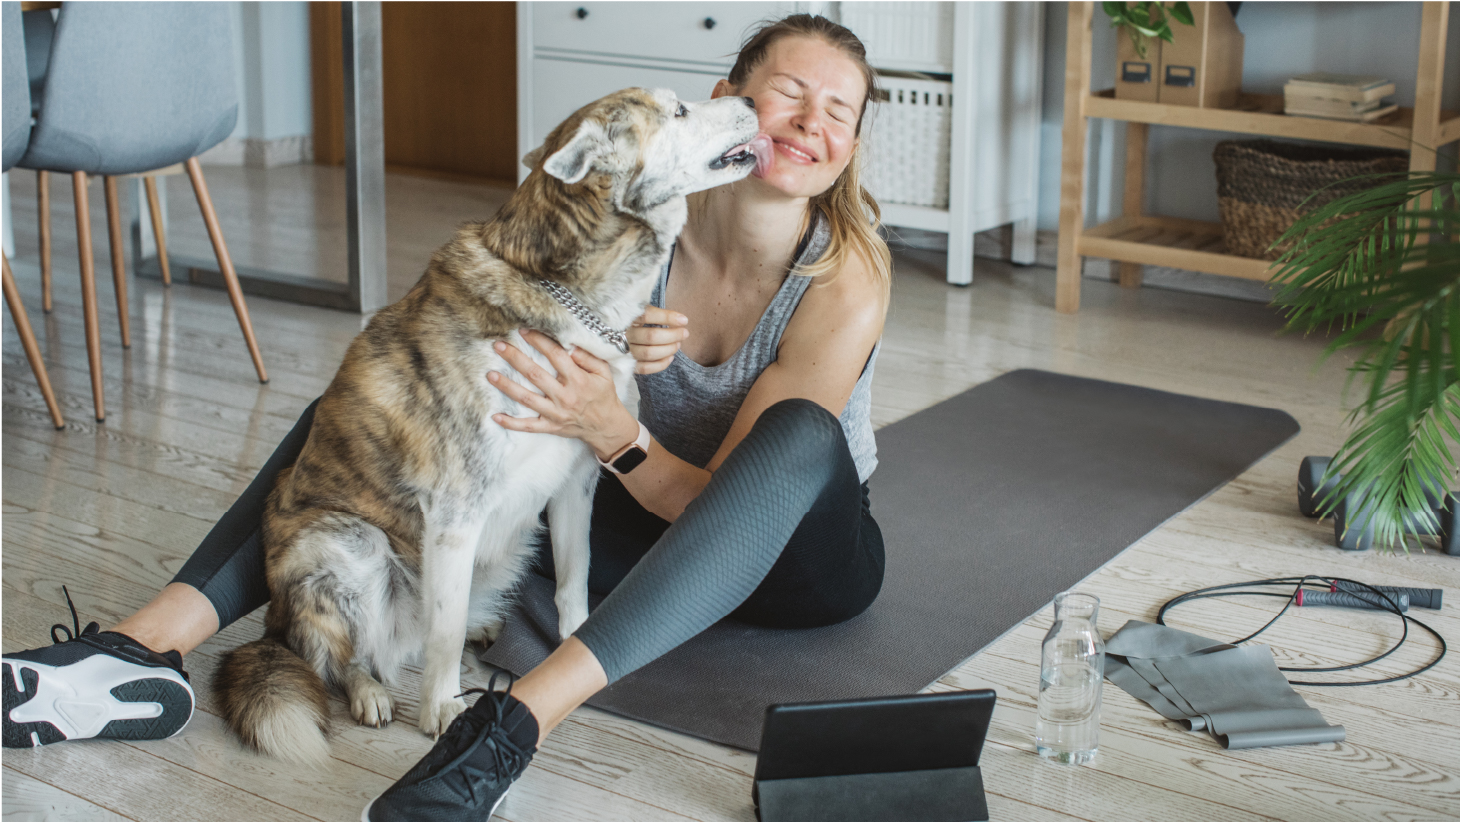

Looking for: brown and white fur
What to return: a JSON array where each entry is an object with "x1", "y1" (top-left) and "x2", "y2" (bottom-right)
[{"x1": 214, "y1": 88, "x2": 761, "y2": 765}]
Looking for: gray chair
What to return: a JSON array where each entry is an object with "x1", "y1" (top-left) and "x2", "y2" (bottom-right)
[
  {"x1": 20, "y1": 0, "x2": 268, "y2": 422},
  {"x1": 21, "y1": 6, "x2": 55, "y2": 308},
  {"x1": 3, "y1": 1, "x2": 64, "y2": 429},
  {"x1": 21, "y1": 7, "x2": 172, "y2": 315}
]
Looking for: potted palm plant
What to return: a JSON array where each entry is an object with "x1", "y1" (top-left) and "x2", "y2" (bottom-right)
[{"x1": 1269, "y1": 170, "x2": 1459, "y2": 550}]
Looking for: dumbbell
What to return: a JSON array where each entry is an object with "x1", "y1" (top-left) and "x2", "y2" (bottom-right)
[
  {"x1": 1335, "y1": 491, "x2": 1459, "y2": 553},
  {"x1": 1297, "y1": 456, "x2": 1459, "y2": 554},
  {"x1": 1297, "y1": 456, "x2": 1342, "y2": 518}
]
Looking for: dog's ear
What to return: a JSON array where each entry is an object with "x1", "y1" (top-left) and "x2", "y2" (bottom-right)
[
  {"x1": 522, "y1": 145, "x2": 545, "y2": 170},
  {"x1": 542, "y1": 121, "x2": 609, "y2": 185}
]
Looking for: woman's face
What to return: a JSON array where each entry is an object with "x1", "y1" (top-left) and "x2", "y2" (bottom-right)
[{"x1": 713, "y1": 36, "x2": 867, "y2": 200}]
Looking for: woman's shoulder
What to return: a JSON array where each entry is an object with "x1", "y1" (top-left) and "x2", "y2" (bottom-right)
[{"x1": 784, "y1": 247, "x2": 887, "y2": 354}]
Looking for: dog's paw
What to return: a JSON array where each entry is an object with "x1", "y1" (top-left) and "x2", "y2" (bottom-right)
[
  {"x1": 350, "y1": 679, "x2": 395, "y2": 728},
  {"x1": 418, "y1": 696, "x2": 467, "y2": 739},
  {"x1": 350, "y1": 677, "x2": 397, "y2": 730},
  {"x1": 555, "y1": 598, "x2": 589, "y2": 642},
  {"x1": 466, "y1": 617, "x2": 505, "y2": 646}
]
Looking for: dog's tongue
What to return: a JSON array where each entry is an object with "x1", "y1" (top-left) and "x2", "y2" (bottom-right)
[{"x1": 728, "y1": 133, "x2": 774, "y2": 177}]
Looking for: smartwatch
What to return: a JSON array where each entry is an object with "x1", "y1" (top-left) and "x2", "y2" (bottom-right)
[{"x1": 597, "y1": 421, "x2": 651, "y2": 475}]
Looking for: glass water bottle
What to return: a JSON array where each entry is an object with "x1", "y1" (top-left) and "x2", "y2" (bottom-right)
[{"x1": 1034, "y1": 591, "x2": 1105, "y2": 765}]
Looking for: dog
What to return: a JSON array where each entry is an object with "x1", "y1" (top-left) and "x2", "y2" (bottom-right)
[{"x1": 214, "y1": 87, "x2": 766, "y2": 764}]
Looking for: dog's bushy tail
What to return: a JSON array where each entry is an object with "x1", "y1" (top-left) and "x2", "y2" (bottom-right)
[{"x1": 215, "y1": 637, "x2": 332, "y2": 766}]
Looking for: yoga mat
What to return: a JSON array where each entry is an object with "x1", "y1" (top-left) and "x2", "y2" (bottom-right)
[{"x1": 481, "y1": 369, "x2": 1301, "y2": 750}]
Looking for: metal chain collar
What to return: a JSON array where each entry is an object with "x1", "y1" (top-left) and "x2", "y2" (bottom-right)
[{"x1": 538, "y1": 280, "x2": 630, "y2": 354}]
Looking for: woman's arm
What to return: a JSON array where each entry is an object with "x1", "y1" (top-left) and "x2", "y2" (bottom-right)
[
  {"x1": 487, "y1": 329, "x2": 714, "y2": 523},
  {"x1": 702, "y1": 255, "x2": 886, "y2": 472}
]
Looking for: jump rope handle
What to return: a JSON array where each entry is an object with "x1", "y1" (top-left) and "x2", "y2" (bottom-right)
[
  {"x1": 1296, "y1": 589, "x2": 1409, "y2": 612},
  {"x1": 1333, "y1": 582, "x2": 1443, "y2": 610}
]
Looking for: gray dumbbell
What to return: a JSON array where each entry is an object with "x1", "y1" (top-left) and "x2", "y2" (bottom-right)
[
  {"x1": 1300, "y1": 456, "x2": 1457, "y2": 553},
  {"x1": 1297, "y1": 456, "x2": 1341, "y2": 517},
  {"x1": 1334, "y1": 489, "x2": 1459, "y2": 554}
]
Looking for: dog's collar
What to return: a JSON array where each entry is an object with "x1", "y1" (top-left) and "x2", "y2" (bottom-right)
[{"x1": 538, "y1": 280, "x2": 630, "y2": 354}]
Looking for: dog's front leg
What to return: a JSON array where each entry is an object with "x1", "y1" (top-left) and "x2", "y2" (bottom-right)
[
  {"x1": 417, "y1": 514, "x2": 484, "y2": 738},
  {"x1": 547, "y1": 457, "x2": 599, "y2": 641}
]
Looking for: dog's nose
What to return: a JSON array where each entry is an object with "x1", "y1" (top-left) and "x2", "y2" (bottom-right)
[{"x1": 742, "y1": 96, "x2": 756, "y2": 110}]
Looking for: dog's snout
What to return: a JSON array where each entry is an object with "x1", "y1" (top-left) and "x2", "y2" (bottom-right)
[{"x1": 742, "y1": 96, "x2": 756, "y2": 110}]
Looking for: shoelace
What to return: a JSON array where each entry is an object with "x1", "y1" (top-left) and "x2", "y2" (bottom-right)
[
  {"x1": 438, "y1": 672, "x2": 530, "y2": 806},
  {"x1": 50, "y1": 586, "x2": 101, "y2": 645}
]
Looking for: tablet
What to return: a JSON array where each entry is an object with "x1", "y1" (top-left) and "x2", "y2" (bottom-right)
[
  {"x1": 753, "y1": 690, "x2": 996, "y2": 822},
  {"x1": 756, "y1": 689, "x2": 997, "y2": 782}
]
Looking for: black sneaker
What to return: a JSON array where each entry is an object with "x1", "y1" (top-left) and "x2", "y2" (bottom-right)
[
  {"x1": 363, "y1": 672, "x2": 540, "y2": 822},
  {"x1": 3, "y1": 588, "x2": 195, "y2": 748}
]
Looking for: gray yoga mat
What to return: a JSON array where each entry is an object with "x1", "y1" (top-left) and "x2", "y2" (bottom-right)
[{"x1": 481, "y1": 369, "x2": 1301, "y2": 751}]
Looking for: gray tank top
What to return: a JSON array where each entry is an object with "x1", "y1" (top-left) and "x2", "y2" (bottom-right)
[{"x1": 636, "y1": 212, "x2": 881, "y2": 483}]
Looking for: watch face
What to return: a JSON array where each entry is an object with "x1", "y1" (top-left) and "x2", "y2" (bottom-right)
[{"x1": 612, "y1": 445, "x2": 649, "y2": 474}]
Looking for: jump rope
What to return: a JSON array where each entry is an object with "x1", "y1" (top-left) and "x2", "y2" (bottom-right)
[{"x1": 1156, "y1": 575, "x2": 1447, "y2": 686}]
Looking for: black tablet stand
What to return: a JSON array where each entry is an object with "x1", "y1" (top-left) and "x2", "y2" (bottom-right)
[
  {"x1": 752, "y1": 690, "x2": 995, "y2": 822},
  {"x1": 756, "y1": 764, "x2": 988, "y2": 822}
]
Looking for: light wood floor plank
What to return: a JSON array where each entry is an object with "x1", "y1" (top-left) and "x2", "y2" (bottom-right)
[{"x1": 1, "y1": 769, "x2": 135, "y2": 822}]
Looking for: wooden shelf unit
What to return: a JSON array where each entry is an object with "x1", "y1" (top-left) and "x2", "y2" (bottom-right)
[{"x1": 1056, "y1": 1, "x2": 1456, "y2": 313}]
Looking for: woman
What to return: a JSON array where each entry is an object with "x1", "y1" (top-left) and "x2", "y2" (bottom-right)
[{"x1": 4, "y1": 15, "x2": 891, "y2": 819}]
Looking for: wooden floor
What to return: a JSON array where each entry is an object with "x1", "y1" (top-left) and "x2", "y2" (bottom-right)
[{"x1": 4, "y1": 167, "x2": 1459, "y2": 821}]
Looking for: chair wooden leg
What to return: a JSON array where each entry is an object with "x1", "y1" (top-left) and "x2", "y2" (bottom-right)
[
  {"x1": 72, "y1": 172, "x2": 105, "y2": 422},
  {"x1": 3, "y1": 253, "x2": 65, "y2": 429},
  {"x1": 184, "y1": 157, "x2": 268, "y2": 384},
  {"x1": 37, "y1": 169, "x2": 52, "y2": 312},
  {"x1": 104, "y1": 176, "x2": 131, "y2": 348},
  {"x1": 143, "y1": 176, "x2": 171, "y2": 286}
]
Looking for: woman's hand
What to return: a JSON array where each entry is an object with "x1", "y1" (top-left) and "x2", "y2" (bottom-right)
[
  {"x1": 488, "y1": 329, "x2": 639, "y2": 459},
  {"x1": 628, "y1": 306, "x2": 689, "y2": 375}
]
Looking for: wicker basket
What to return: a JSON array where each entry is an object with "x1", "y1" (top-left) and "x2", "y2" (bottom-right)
[
  {"x1": 862, "y1": 74, "x2": 953, "y2": 208},
  {"x1": 1214, "y1": 139, "x2": 1409, "y2": 260}
]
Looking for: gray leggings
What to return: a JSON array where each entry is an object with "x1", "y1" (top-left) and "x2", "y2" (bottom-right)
[
  {"x1": 174, "y1": 398, "x2": 884, "y2": 684},
  {"x1": 563, "y1": 398, "x2": 884, "y2": 682}
]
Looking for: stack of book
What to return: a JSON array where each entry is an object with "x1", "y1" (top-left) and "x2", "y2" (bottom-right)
[{"x1": 1284, "y1": 72, "x2": 1398, "y2": 122}]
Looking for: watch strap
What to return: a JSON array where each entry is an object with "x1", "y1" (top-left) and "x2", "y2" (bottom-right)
[{"x1": 598, "y1": 421, "x2": 651, "y2": 474}]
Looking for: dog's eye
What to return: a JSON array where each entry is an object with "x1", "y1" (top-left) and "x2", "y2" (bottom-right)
[{"x1": 675, "y1": 103, "x2": 688, "y2": 118}]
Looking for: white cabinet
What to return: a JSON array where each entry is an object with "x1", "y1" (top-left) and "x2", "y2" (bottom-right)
[{"x1": 517, "y1": 1, "x2": 1044, "y2": 285}]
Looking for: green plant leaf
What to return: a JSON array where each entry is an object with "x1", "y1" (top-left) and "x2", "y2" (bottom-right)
[
  {"x1": 1270, "y1": 170, "x2": 1460, "y2": 551},
  {"x1": 1168, "y1": 1, "x2": 1195, "y2": 26}
]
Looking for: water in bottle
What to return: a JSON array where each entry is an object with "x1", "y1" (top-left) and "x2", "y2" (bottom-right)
[{"x1": 1035, "y1": 591, "x2": 1104, "y2": 765}]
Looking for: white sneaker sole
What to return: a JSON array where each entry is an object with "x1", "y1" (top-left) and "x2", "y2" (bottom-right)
[{"x1": 3, "y1": 654, "x2": 194, "y2": 747}]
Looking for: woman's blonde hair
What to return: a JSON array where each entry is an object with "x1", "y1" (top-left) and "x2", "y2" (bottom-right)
[{"x1": 728, "y1": 15, "x2": 892, "y2": 295}]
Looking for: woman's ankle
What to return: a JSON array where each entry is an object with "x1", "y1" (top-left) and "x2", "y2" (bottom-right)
[
  {"x1": 509, "y1": 636, "x2": 608, "y2": 738},
  {"x1": 110, "y1": 583, "x2": 220, "y2": 656}
]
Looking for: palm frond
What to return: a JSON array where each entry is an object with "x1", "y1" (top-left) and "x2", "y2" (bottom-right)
[{"x1": 1269, "y1": 170, "x2": 1460, "y2": 550}]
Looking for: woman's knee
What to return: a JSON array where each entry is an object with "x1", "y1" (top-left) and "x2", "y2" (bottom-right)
[{"x1": 749, "y1": 398, "x2": 846, "y2": 466}]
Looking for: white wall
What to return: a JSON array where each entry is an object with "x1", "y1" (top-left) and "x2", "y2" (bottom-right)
[
  {"x1": 232, "y1": 1, "x2": 313, "y2": 141},
  {"x1": 1036, "y1": 1, "x2": 1460, "y2": 232},
  {"x1": 207, "y1": 1, "x2": 313, "y2": 166}
]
